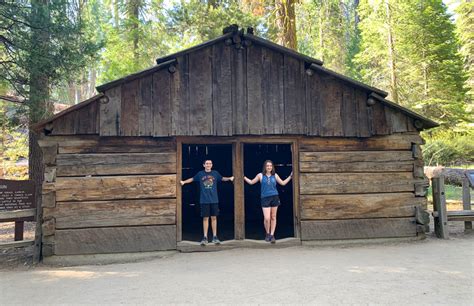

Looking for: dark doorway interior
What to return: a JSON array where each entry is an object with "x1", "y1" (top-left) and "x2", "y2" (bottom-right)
[
  {"x1": 244, "y1": 144, "x2": 294, "y2": 240},
  {"x1": 181, "y1": 144, "x2": 234, "y2": 242}
]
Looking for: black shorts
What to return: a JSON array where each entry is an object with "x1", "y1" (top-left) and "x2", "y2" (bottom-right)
[
  {"x1": 200, "y1": 203, "x2": 219, "y2": 217},
  {"x1": 261, "y1": 195, "x2": 280, "y2": 208}
]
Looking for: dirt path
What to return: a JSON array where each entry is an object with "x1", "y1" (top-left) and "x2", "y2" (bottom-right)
[{"x1": 1, "y1": 234, "x2": 472, "y2": 305}]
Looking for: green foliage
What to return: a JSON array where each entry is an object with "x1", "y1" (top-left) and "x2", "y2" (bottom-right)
[
  {"x1": 422, "y1": 128, "x2": 474, "y2": 166},
  {"x1": 297, "y1": 0, "x2": 358, "y2": 75},
  {"x1": 166, "y1": 0, "x2": 267, "y2": 47},
  {"x1": 455, "y1": 0, "x2": 474, "y2": 109}
]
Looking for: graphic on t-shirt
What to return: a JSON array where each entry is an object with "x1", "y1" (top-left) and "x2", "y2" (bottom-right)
[{"x1": 202, "y1": 175, "x2": 215, "y2": 189}]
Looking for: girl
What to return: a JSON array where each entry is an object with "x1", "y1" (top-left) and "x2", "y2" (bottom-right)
[{"x1": 244, "y1": 160, "x2": 292, "y2": 243}]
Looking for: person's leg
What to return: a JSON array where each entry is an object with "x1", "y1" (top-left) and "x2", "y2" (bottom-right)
[
  {"x1": 202, "y1": 217, "x2": 209, "y2": 238},
  {"x1": 262, "y1": 207, "x2": 271, "y2": 235},
  {"x1": 211, "y1": 216, "x2": 217, "y2": 237},
  {"x1": 270, "y1": 206, "x2": 278, "y2": 235}
]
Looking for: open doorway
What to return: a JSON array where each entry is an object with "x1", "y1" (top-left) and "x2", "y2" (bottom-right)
[
  {"x1": 181, "y1": 144, "x2": 234, "y2": 242},
  {"x1": 243, "y1": 144, "x2": 294, "y2": 240}
]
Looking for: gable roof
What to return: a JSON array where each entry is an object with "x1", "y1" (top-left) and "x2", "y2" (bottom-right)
[{"x1": 35, "y1": 29, "x2": 438, "y2": 132}]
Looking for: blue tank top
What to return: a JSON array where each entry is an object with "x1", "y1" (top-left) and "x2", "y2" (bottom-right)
[{"x1": 261, "y1": 174, "x2": 279, "y2": 198}]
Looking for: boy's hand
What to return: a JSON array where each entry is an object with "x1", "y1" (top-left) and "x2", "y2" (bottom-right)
[
  {"x1": 229, "y1": 176, "x2": 234, "y2": 182},
  {"x1": 180, "y1": 180, "x2": 185, "y2": 186}
]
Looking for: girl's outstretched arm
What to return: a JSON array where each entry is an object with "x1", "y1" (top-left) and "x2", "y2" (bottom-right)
[
  {"x1": 244, "y1": 173, "x2": 261, "y2": 185},
  {"x1": 275, "y1": 172, "x2": 292, "y2": 186}
]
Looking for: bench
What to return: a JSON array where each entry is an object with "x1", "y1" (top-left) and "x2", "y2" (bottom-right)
[{"x1": 431, "y1": 173, "x2": 473, "y2": 239}]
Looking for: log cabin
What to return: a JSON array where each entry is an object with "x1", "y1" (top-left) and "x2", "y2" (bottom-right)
[{"x1": 33, "y1": 26, "x2": 437, "y2": 257}]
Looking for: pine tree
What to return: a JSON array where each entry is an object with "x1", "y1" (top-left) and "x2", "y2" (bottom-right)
[{"x1": 455, "y1": 0, "x2": 474, "y2": 111}]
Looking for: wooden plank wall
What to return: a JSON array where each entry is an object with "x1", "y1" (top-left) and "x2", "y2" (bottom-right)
[
  {"x1": 92, "y1": 41, "x2": 419, "y2": 138},
  {"x1": 50, "y1": 98, "x2": 100, "y2": 135},
  {"x1": 38, "y1": 135, "x2": 177, "y2": 256},
  {"x1": 299, "y1": 133, "x2": 428, "y2": 240}
]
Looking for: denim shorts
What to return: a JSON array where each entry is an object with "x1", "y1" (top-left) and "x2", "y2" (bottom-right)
[{"x1": 261, "y1": 195, "x2": 280, "y2": 208}]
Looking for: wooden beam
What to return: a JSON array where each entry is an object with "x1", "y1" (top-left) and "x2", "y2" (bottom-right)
[
  {"x1": 0, "y1": 209, "x2": 36, "y2": 221},
  {"x1": 176, "y1": 140, "x2": 183, "y2": 241},
  {"x1": 233, "y1": 141, "x2": 245, "y2": 239},
  {"x1": 0, "y1": 240, "x2": 34, "y2": 249},
  {"x1": 462, "y1": 176, "x2": 472, "y2": 230},
  {"x1": 301, "y1": 218, "x2": 416, "y2": 240},
  {"x1": 432, "y1": 177, "x2": 449, "y2": 239}
]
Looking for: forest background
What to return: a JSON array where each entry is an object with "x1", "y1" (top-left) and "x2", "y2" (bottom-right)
[{"x1": 1, "y1": 0, "x2": 472, "y2": 180}]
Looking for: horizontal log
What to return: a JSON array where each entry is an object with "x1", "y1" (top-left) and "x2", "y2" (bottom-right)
[
  {"x1": 54, "y1": 199, "x2": 176, "y2": 229},
  {"x1": 300, "y1": 151, "x2": 414, "y2": 162},
  {"x1": 300, "y1": 193, "x2": 425, "y2": 220},
  {"x1": 56, "y1": 153, "x2": 176, "y2": 176},
  {"x1": 0, "y1": 209, "x2": 36, "y2": 221},
  {"x1": 432, "y1": 210, "x2": 474, "y2": 222},
  {"x1": 54, "y1": 225, "x2": 177, "y2": 255},
  {"x1": 300, "y1": 172, "x2": 415, "y2": 195},
  {"x1": 301, "y1": 218, "x2": 417, "y2": 240},
  {"x1": 300, "y1": 161, "x2": 413, "y2": 173},
  {"x1": 299, "y1": 133, "x2": 424, "y2": 152},
  {"x1": 55, "y1": 175, "x2": 176, "y2": 201},
  {"x1": 40, "y1": 136, "x2": 176, "y2": 154},
  {"x1": 0, "y1": 240, "x2": 35, "y2": 249}
]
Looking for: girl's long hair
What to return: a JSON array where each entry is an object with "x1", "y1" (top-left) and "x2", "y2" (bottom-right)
[{"x1": 261, "y1": 160, "x2": 275, "y2": 175}]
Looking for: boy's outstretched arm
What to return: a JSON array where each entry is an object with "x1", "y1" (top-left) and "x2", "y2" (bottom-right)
[
  {"x1": 180, "y1": 177, "x2": 194, "y2": 186},
  {"x1": 222, "y1": 176, "x2": 234, "y2": 182}
]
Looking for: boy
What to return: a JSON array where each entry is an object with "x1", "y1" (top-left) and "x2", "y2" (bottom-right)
[{"x1": 180, "y1": 159, "x2": 234, "y2": 245}]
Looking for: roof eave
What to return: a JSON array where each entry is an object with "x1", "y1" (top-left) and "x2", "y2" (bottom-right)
[{"x1": 370, "y1": 93, "x2": 439, "y2": 130}]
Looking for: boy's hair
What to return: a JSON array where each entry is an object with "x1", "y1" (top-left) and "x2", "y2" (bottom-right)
[{"x1": 202, "y1": 159, "x2": 213, "y2": 165}]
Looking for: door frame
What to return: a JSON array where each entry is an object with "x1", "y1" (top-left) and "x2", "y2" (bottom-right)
[{"x1": 176, "y1": 136, "x2": 300, "y2": 242}]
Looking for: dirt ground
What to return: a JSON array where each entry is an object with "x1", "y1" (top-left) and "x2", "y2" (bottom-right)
[{"x1": 0, "y1": 231, "x2": 472, "y2": 305}]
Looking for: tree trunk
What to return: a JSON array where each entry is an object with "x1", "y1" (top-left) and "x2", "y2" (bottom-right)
[
  {"x1": 385, "y1": 0, "x2": 399, "y2": 104},
  {"x1": 30, "y1": 0, "x2": 54, "y2": 263},
  {"x1": 275, "y1": 0, "x2": 298, "y2": 50}
]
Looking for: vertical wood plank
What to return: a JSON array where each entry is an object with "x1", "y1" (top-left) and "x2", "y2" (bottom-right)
[
  {"x1": 176, "y1": 139, "x2": 182, "y2": 241},
  {"x1": 283, "y1": 55, "x2": 305, "y2": 134},
  {"x1": 372, "y1": 103, "x2": 390, "y2": 135},
  {"x1": 100, "y1": 86, "x2": 121, "y2": 136},
  {"x1": 341, "y1": 84, "x2": 358, "y2": 137},
  {"x1": 388, "y1": 107, "x2": 408, "y2": 133},
  {"x1": 233, "y1": 141, "x2": 245, "y2": 239},
  {"x1": 320, "y1": 77, "x2": 343, "y2": 136},
  {"x1": 305, "y1": 73, "x2": 321, "y2": 136},
  {"x1": 152, "y1": 69, "x2": 172, "y2": 136},
  {"x1": 355, "y1": 89, "x2": 370, "y2": 137},
  {"x1": 171, "y1": 55, "x2": 190, "y2": 135},
  {"x1": 212, "y1": 43, "x2": 232, "y2": 136},
  {"x1": 462, "y1": 176, "x2": 472, "y2": 230},
  {"x1": 232, "y1": 48, "x2": 248, "y2": 135},
  {"x1": 246, "y1": 45, "x2": 264, "y2": 134},
  {"x1": 189, "y1": 47, "x2": 213, "y2": 135},
  {"x1": 262, "y1": 47, "x2": 284, "y2": 134},
  {"x1": 292, "y1": 139, "x2": 300, "y2": 238},
  {"x1": 138, "y1": 74, "x2": 153, "y2": 136},
  {"x1": 120, "y1": 79, "x2": 140, "y2": 136},
  {"x1": 432, "y1": 177, "x2": 449, "y2": 239}
]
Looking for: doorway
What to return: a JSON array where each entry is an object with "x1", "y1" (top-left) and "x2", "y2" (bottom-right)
[
  {"x1": 243, "y1": 144, "x2": 294, "y2": 240},
  {"x1": 181, "y1": 144, "x2": 234, "y2": 242}
]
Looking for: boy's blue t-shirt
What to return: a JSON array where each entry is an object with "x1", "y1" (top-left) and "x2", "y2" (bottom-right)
[{"x1": 193, "y1": 170, "x2": 223, "y2": 204}]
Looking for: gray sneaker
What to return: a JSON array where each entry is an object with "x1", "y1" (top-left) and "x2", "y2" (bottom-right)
[
  {"x1": 212, "y1": 236, "x2": 221, "y2": 245},
  {"x1": 270, "y1": 235, "x2": 276, "y2": 244},
  {"x1": 200, "y1": 236, "x2": 208, "y2": 246}
]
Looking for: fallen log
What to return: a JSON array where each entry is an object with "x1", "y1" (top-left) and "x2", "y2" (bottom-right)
[{"x1": 424, "y1": 166, "x2": 469, "y2": 187}]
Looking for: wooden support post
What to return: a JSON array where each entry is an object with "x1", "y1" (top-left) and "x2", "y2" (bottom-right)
[
  {"x1": 14, "y1": 221, "x2": 24, "y2": 241},
  {"x1": 233, "y1": 141, "x2": 245, "y2": 240},
  {"x1": 432, "y1": 177, "x2": 449, "y2": 239},
  {"x1": 462, "y1": 176, "x2": 472, "y2": 231}
]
